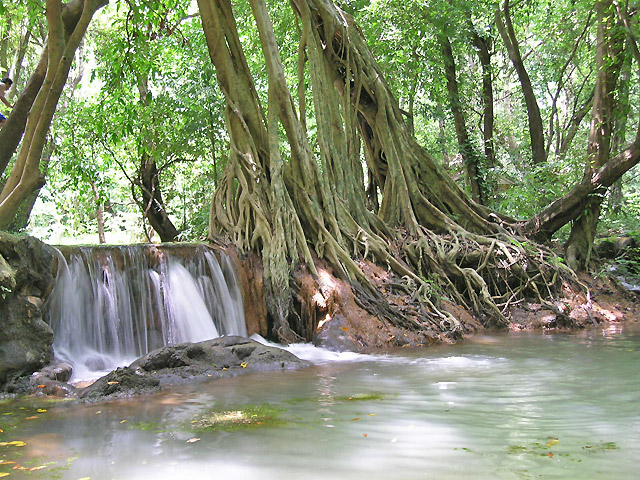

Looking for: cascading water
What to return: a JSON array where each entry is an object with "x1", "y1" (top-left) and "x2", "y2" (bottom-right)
[{"x1": 45, "y1": 244, "x2": 247, "y2": 381}]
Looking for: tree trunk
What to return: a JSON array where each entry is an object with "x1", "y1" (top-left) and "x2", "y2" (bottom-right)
[
  {"x1": 90, "y1": 180, "x2": 106, "y2": 244},
  {"x1": 138, "y1": 152, "x2": 179, "y2": 242},
  {"x1": 495, "y1": 0, "x2": 546, "y2": 164},
  {"x1": 0, "y1": 0, "x2": 108, "y2": 230},
  {"x1": 0, "y1": 0, "x2": 94, "y2": 177},
  {"x1": 565, "y1": 0, "x2": 625, "y2": 270},
  {"x1": 469, "y1": 27, "x2": 495, "y2": 169},
  {"x1": 439, "y1": 33, "x2": 484, "y2": 203}
]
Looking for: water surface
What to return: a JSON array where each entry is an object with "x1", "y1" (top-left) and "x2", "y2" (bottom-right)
[{"x1": 1, "y1": 325, "x2": 638, "y2": 479}]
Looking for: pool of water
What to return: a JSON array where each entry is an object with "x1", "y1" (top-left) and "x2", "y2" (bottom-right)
[{"x1": 1, "y1": 324, "x2": 639, "y2": 479}]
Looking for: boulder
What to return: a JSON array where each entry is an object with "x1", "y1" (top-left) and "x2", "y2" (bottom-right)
[
  {"x1": 0, "y1": 233, "x2": 56, "y2": 389},
  {"x1": 79, "y1": 336, "x2": 311, "y2": 399}
]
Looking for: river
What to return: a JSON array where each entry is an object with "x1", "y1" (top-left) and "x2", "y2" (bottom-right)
[{"x1": 1, "y1": 324, "x2": 638, "y2": 479}]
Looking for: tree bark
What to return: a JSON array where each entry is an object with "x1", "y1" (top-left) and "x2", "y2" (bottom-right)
[
  {"x1": 564, "y1": 0, "x2": 625, "y2": 270},
  {"x1": 469, "y1": 26, "x2": 495, "y2": 169},
  {"x1": 495, "y1": 0, "x2": 546, "y2": 164},
  {"x1": 439, "y1": 33, "x2": 484, "y2": 203}
]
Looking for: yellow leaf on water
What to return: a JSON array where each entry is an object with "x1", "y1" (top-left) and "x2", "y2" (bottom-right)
[
  {"x1": 350, "y1": 418, "x2": 361, "y2": 422},
  {"x1": 546, "y1": 438, "x2": 559, "y2": 448},
  {"x1": 77, "y1": 477, "x2": 91, "y2": 480},
  {"x1": 120, "y1": 420, "x2": 127, "y2": 424},
  {"x1": 367, "y1": 413, "x2": 377, "y2": 416},
  {"x1": 0, "y1": 472, "x2": 10, "y2": 477},
  {"x1": 186, "y1": 438, "x2": 200, "y2": 443},
  {"x1": 36, "y1": 409, "x2": 47, "y2": 413},
  {"x1": 24, "y1": 416, "x2": 39, "y2": 420},
  {"x1": 363, "y1": 433, "x2": 368, "y2": 438},
  {"x1": 0, "y1": 461, "x2": 16, "y2": 465},
  {"x1": 339, "y1": 327, "x2": 350, "y2": 332},
  {"x1": 0, "y1": 441, "x2": 26, "y2": 447},
  {"x1": 95, "y1": 411, "x2": 101, "y2": 415},
  {"x1": 240, "y1": 362, "x2": 248, "y2": 368},
  {"x1": 29, "y1": 466, "x2": 47, "y2": 471}
]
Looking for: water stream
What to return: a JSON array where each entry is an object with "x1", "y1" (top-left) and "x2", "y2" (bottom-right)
[
  {"x1": 45, "y1": 245, "x2": 246, "y2": 381},
  {"x1": 1, "y1": 325, "x2": 638, "y2": 479}
]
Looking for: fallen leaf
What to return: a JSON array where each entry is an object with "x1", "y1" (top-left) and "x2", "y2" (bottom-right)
[
  {"x1": 240, "y1": 362, "x2": 248, "y2": 368},
  {"x1": 363, "y1": 433, "x2": 368, "y2": 438},
  {"x1": 546, "y1": 438, "x2": 559, "y2": 448},
  {"x1": 0, "y1": 472, "x2": 9, "y2": 477},
  {"x1": 107, "y1": 381, "x2": 119, "y2": 385},
  {"x1": 0, "y1": 441, "x2": 26, "y2": 447},
  {"x1": 0, "y1": 429, "x2": 3, "y2": 433},
  {"x1": 350, "y1": 418, "x2": 361, "y2": 421},
  {"x1": 547, "y1": 452, "x2": 554, "y2": 458},
  {"x1": 29, "y1": 466, "x2": 47, "y2": 471},
  {"x1": 120, "y1": 420, "x2": 127, "y2": 424},
  {"x1": 77, "y1": 477, "x2": 91, "y2": 480},
  {"x1": 95, "y1": 411, "x2": 102, "y2": 415},
  {"x1": 0, "y1": 461, "x2": 16, "y2": 465},
  {"x1": 339, "y1": 327, "x2": 350, "y2": 332},
  {"x1": 37, "y1": 385, "x2": 46, "y2": 388},
  {"x1": 367, "y1": 413, "x2": 377, "y2": 416},
  {"x1": 24, "y1": 416, "x2": 39, "y2": 420},
  {"x1": 186, "y1": 438, "x2": 200, "y2": 443},
  {"x1": 36, "y1": 409, "x2": 47, "y2": 413}
]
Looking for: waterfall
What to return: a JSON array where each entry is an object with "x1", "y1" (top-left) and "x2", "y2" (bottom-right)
[{"x1": 45, "y1": 245, "x2": 247, "y2": 381}]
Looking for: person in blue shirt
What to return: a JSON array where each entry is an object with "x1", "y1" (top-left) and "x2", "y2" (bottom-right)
[{"x1": 0, "y1": 77, "x2": 14, "y2": 127}]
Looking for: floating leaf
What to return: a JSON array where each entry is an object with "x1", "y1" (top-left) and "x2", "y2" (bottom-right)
[
  {"x1": 350, "y1": 417, "x2": 361, "y2": 421},
  {"x1": 107, "y1": 381, "x2": 119, "y2": 385},
  {"x1": 240, "y1": 362, "x2": 248, "y2": 368},
  {"x1": 120, "y1": 420, "x2": 127, "y2": 424},
  {"x1": 339, "y1": 327, "x2": 350, "y2": 332},
  {"x1": 29, "y1": 466, "x2": 47, "y2": 471},
  {"x1": 367, "y1": 413, "x2": 377, "y2": 416},
  {"x1": 37, "y1": 385, "x2": 46, "y2": 389},
  {"x1": 0, "y1": 473, "x2": 9, "y2": 477},
  {"x1": 78, "y1": 477, "x2": 91, "y2": 480},
  {"x1": 546, "y1": 438, "x2": 559, "y2": 448},
  {"x1": 24, "y1": 416, "x2": 39, "y2": 420},
  {"x1": 95, "y1": 411, "x2": 102, "y2": 415},
  {"x1": 0, "y1": 441, "x2": 26, "y2": 447},
  {"x1": 186, "y1": 438, "x2": 200, "y2": 443},
  {"x1": 363, "y1": 433, "x2": 368, "y2": 438},
  {"x1": 0, "y1": 461, "x2": 16, "y2": 465},
  {"x1": 36, "y1": 409, "x2": 47, "y2": 413},
  {"x1": 547, "y1": 452, "x2": 554, "y2": 458}
]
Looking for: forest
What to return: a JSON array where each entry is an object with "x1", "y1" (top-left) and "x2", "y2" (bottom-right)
[{"x1": 1, "y1": 0, "x2": 640, "y2": 342}]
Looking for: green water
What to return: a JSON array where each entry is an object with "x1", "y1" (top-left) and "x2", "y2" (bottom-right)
[{"x1": 1, "y1": 324, "x2": 638, "y2": 479}]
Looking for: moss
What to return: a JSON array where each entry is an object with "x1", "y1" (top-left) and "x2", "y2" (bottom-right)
[
  {"x1": 127, "y1": 421, "x2": 167, "y2": 433},
  {"x1": 191, "y1": 404, "x2": 287, "y2": 432},
  {"x1": 334, "y1": 393, "x2": 386, "y2": 402}
]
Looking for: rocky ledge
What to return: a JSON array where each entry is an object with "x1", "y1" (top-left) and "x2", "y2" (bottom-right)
[{"x1": 78, "y1": 336, "x2": 311, "y2": 400}]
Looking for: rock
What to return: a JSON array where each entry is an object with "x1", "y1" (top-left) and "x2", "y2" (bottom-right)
[
  {"x1": 79, "y1": 367, "x2": 161, "y2": 400},
  {"x1": 79, "y1": 336, "x2": 311, "y2": 399},
  {"x1": 32, "y1": 361, "x2": 74, "y2": 383},
  {"x1": 0, "y1": 233, "x2": 57, "y2": 390}
]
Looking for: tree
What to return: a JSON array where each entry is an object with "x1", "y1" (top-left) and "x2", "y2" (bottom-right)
[
  {"x1": 0, "y1": 0, "x2": 108, "y2": 229},
  {"x1": 195, "y1": 0, "x2": 589, "y2": 341}
]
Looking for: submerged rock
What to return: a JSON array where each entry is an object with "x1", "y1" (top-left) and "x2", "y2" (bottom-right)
[{"x1": 79, "y1": 336, "x2": 311, "y2": 399}]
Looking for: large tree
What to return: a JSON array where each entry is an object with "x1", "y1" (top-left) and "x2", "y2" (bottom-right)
[
  {"x1": 0, "y1": 0, "x2": 108, "y2": 229},
  {"x1": 195, "y1": 0, "x2": 596, "y2": 341}
]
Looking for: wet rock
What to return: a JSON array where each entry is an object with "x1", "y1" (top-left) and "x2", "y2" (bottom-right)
[
  {"x1": 79, "y1": 367, "x2": 161, "y2": 400},
  {"x1": 0, "y1": 233, "x2": 56, "y2": 390},
  {"x1": 79, "y1": 336, "x2": 311, "y2": 399},
  {"x1": 32, "y1": 361, "x2": 74, "y2": 383}
]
